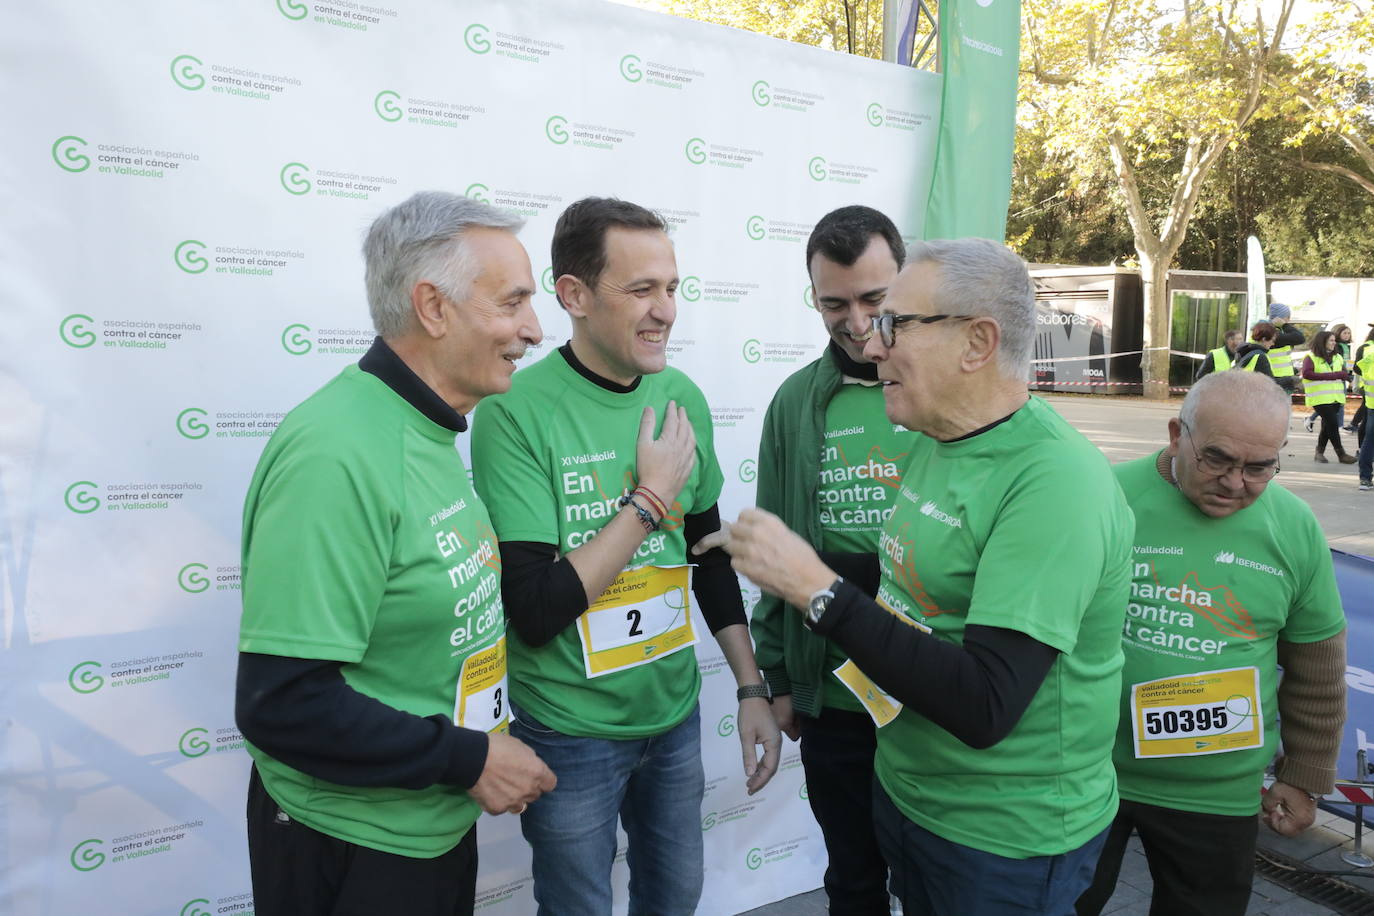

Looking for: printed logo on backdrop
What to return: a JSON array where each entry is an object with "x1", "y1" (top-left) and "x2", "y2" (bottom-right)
[
  {"x1": 680, "y1": 276, "x2": 702, "y2": 301},
  {"x1": 277, "y1": 0, "x2": 399, "y2": 33},
  {"x1": 717, "y1": 714, "x2": 735, "y2": 737},
  {"x1": 467, "y1": 23, "x2": 564, "y2": 63},
  {"x1": 698, "y1": 656, "x2": 729, "y2": 679},
  {"x1": 62, "y1": 480, "x2": 204, "y2": 513},
  {"x1": 704, "y1": 797, "x2": 763, "y2": 831},
  {"x1": 179, "y1": 725, "x2": 247, "y2": 757},
  {"x1": 541, "y1": 268, "x2": 556, "y2": 294},
  {"x1": 710, "y1": 405, "x2": 757, "y2": 430},
  {"x1": 747, "y1": 215, "x2": 810, "y2": 244},
  {"x1": 178, "y1": 563, "x2": 210, "y2": 594},
  {"x1": 68, "y1": 820, "x2": 206, "y2": 871},
  {"x1": 684, "y1": 137, "x2": 764, "y2": 170},
  {"x1": 282, "y1": 323, "x2": 374, "y2": 356},
  {"x1": 476, "y1": 876, "x2": 533, "y2": 910},
  {"x1": 374, "y1": 89, "x2": 487, "y2": 130},
  {"x1": 51, "y1": 134, "x2": 199, "y2": 179},
  {"x1": 59, "y1": 313, "x2": 203, "y2": 351},
  {"x1": 807, "y1": 155, "x2": 880, "y2": 186},
  {"x1": 281, "y1": 161, "x2": 397, "y2": 201},
  {"x1": 743, "y1": 339, "x2": 819, "y2": 365},
  {"x1": 181, "y1": 406, "x2": 285, "y2": 440},
  {"x1": 804, "y1": 285, "x2": 815, "y2": 309},
  {"x1": 738, "y1": 459, "x2": 756, "y2": 482},
  {"x1": 545, "y1": 114, "x2": 636, "y2": 152},
  {"x1": 740, "y1": 584, "x2": 761, "y2": 614},
  {"x1": 465, "y1": 182, "x2": 490, "y2": 203},
  {"x1": 180, "y1": 238, "x2": 305, "y2": 278},
  {"x1": 750, "y1": 78, "x2": 824, "y2": 112},
  {"x1": 747, "y1": 836, "x2": 809, "y2": 870},
  {"x1": 620, "y1": 52, "x2": 703, "y2": 89},
  {"x1": 66, "y1": 651, "x2": 207, "y2": 694},
  {"x1": 648, "y1": 206, "x2": 702, "y2": 232},
  {"x1": 170, "y1": 53, "x2": 303, "y2": 102},
  {"x1": 188, "y1": 894, "x2": 254, "y2": 916},
  {"x1": 485, "y1": 186, "x2": 565, "y2": 219},
  {"x1": 800, "y1": 782, "x2": 809, "y2": 799},
  {"x1": 866, "y1": 101, "x2": 930, "y2": 132}
]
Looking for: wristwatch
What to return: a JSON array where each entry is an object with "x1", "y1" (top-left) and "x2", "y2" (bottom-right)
[{"x1": 804, "y1": 578, "x2": 843, "y2": 630}]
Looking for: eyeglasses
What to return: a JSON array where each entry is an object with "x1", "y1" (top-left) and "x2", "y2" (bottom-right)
[
  {"x1": 867, "y1": 313, "x2": 974, "y2": 348},
  {"x1": 1179, "y1": 421, "x2": 1280, "y2": 482}
]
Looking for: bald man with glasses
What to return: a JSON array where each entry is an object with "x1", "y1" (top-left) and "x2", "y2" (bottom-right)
[{"x1": 1078, "y1": 369, "x2": 1347, "y2": 916}]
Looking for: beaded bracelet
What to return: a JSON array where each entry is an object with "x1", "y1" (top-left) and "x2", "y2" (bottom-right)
[{"x1": 617, "y1": 493, "x2": 661, "y2": 533}]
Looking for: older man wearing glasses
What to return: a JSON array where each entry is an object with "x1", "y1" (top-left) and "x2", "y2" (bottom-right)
[
  {"x1": 707, "y1": 238, "x2": 1134, "y2": 913},
  {"x1": 1077, "y1": 369, "x2": 1347, "y2": 916}
]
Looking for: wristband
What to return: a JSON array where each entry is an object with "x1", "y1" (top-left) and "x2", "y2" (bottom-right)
[
  {"x1": 736, "y1": 684, "x2": 771, "y2": 702},
  {"x1": 633, "y1": 485, "x2": 668, "y2": 518},
  {"x1": 617, "y1": 493, "x2": 660, "y2": 533}
]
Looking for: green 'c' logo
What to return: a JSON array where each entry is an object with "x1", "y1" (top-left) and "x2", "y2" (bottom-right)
[
  {"x1": 177, "y1": 407, "x2": 209, "y2": 439},
  {"x1": 178, "y1": 563, "x2": 210, "y2": 593},
  {"x1": 545, "y1": 115, "x2": 569, "y2": 145},
  {"x1": 739, "y1": 459, "x2": 756, "y2": 482},
  {"x1": 746, "y1": 847, "x2": 763, "y2": 870},
  {"x1": 282, "y1": 323, "x2": 312, "y2": 354},
  {"x1": 59, "y1": 313, "x2": 96, "y2": 348},
  {"x1": 179, "y1": 727, "x2": 210, "y2": 757},
  {"x1": 684, "y1": 137, "x2": 706, "y2": 165},
  {"x1": 680, "y1": 276, "x2": 701, "y2": 301},
  {"x1": 742, "y1": 339, "x2": 762, "y2": 363},
  {"x1": 541, "y1": 268, "x2": 556, "y2": 294},
  {"x1": 799, "y1": 782, "x2": 809, "y2": 799},
  {"x1": 867, "y1": 102, "x2": 884, "y2": 126},
  {"x1": 174, "y1": 240, "x2": 208, "y2": 274},
  {"x1": 804, "y1": 285, "x2": 815, "y2": 309},
  {"x1": 716, "y1": 714, "x2": 735, "y2": 737},
  {"x1": 701, "y1": 812, "x2": 717, "y2": 831},
  {"x1": 619, "y1": 54, "x2": 643, "y2": 82},
  {"x1": 808, "y1": 156, "x2": 828, "y2": 181},
  {"x1": 746, "y1": 216, "x2": 765, "y2": 241},
  {"x1": 68, "y1": 661, "x2": 105, "y2": 693},
  {"x1": 751, "y1": 80, "x2": 771, "y2": 107},
  {"x1": 280, "y1": 162, "x2": 311, "y2": 195},
  {"x1": 52, "y1": 136, "x2": 90, "y2": 173},
  {"x1": 374, "y1": 90, "x2": 402, "y2": 122},
  {"x1": 465, "y1": 182, "x2": 489, "y2": 202},
  {"x1": 70, "y1": 839, "x2": 105, "y2": 872},
  {"x1": 465, "y1": 23, "x2": 491, "y2": 54},
  {"x1": 181, "y1": 900, "x2": 213, "y2": 916},
  {"x1": 170, "y1": 55, "x2": 205, "y2": 90},
  {"x1": 277, "y1": 0, "x2": 308, "y2": 20},
  {"x1": 65, "y1": 481, "x2": 100, "y2": 514}
]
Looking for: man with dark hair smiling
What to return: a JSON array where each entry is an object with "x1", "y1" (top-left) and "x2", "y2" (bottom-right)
[
  {"x1": 470, "y1": 197, "x2": 780, "y2": 915},
  {"x1": 746, "y1": 204, "x2": 917, "y2": 915}
]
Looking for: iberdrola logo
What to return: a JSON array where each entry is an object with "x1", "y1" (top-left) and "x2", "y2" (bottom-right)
[{"x1": 1214, "y1": 551, "x2": 1235, "y2": 565}]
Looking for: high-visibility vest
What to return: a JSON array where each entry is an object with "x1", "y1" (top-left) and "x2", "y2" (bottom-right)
[
  {"x1": 1305, "y1": 354, "x2": 1346, "y2": 406},
  {"x1": 1208, "y1": 347, "x2": 1233, "y2": 372},
  {"x1": 1235, "y1": 351, "x2": 1262, "y2": 372},
  {"x1": 1269, "y1": 343, "x2": 1295, "y2": 377},
  {"x1": 1359, "y1": 351, "x2": 1374, "y2": 408}
]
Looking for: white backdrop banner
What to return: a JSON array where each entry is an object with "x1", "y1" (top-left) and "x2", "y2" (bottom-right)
[{"x1": 1, "y1": 1, "x2": 941, "y2": 913}]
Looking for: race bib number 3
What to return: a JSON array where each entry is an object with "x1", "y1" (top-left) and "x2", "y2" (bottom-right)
[
  {"x1": 577, "y1": 565, "x2": 698, "y2": 679},
  {"x1": 1130, "y1": 666, "x2": 1263, "y2": 759},
  {"x1": 454, "y1": 637, "x2": 509, "y2": 734}
]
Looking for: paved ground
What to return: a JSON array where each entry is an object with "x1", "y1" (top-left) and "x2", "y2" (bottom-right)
[{"x1": 742, "y1": 394, "x2": 1374, "y2": 916}]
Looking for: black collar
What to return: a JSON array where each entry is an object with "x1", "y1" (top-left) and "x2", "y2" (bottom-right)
[
  {"x1": 358, "y1": 337, "x2": 467, "y2": 432},
  {"x1": 559, "y1": 342, "x2": 641, "y2": 393},
  {"x1": 946, "y1": 407, "x2": 1020, "y2": 443},
  {"x1": 827, "y1": 340, "x2": 879, "y2": 381}
]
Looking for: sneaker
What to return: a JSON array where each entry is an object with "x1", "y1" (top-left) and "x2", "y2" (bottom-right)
[
  {"x1": 1305, "y1": 414, "x2": 1317, "y2": 432},
  {"x1": 1361, "y1": 479, "x2": 1373, "y2": 491}
]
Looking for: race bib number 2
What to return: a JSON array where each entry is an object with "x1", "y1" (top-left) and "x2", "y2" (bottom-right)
[
  {"x1": 1130, "y1": 666, "x2": 1263, "y2": 758},
  {"x1": 454, "y1": 637, "x2": 509, "y2": 734},
  {"x1": 577, "y1": 565, "x2": 698, "y2": 678}
]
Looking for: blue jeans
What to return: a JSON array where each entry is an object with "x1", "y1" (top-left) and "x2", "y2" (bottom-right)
[
  {"x1": 1359, "y1": 422, "x2": 1374, "y2": 481},
  {"x1": 511, "y1": 703, "x2": 704, "y2": 916},
  {"x1": 873, "y1": 779, "x2": 1109, "y2": 915}
]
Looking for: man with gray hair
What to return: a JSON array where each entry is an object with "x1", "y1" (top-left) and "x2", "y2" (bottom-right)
[
  {"x1": 1078, "y1": 370, "x2": 1346, "y2": 916},
  {"x1": 708, "y1": 237, "x2": 1134, "y2": 912},
  {"x1": 235, "y1": 190, "x2": 556, "y2": 916}
]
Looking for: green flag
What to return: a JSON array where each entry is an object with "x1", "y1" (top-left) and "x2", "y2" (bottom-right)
[{"x1": 923, "y1": 0, "x2": 1021, "y2": 241}]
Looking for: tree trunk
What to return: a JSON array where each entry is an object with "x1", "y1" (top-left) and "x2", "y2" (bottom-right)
[{"x1": 1140, "y1": 252, "x2": 1172, "y2": 399}]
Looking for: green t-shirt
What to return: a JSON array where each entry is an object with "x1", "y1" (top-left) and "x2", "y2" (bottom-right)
[
  {"x1": 816, "y1": 382, "x2": 919, "y2": 712},
  {"x1": 1111, "y1": 454, "x2": 1346, "y2": 815},
  {"x1": 470, "y1": 349, "x2": 724, "y2": 739},
  {"x1": 873, "y1": 397, "x2": 1134, "y2": 859},
  {"x1": 239, "y1": 366, "x2": 505, "y2": 858}
]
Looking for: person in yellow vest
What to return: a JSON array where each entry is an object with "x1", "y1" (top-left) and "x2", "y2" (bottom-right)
[
  {"x1": 1303, "y1": 330, "x2": 1356, "y2": 464},
  {"x1": 1193, "y1": 329, "x2": 1241, "y2": 381},
  {"x1": 1231, "y1": 322, "x2": 1277, "y2": 375},
  {"x1": 1357, "y1": 342, "x2": 1374, "y2": 489},
  {"x1": 1265, "y1": 302, "x2": 1305, "y2": 393}
]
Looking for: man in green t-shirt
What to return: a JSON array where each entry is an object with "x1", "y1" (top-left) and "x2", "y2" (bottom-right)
[
  {"x1": 750, "y1": 205, "x2": 917, "y2": 915},
  {"x1": 470, "y1": 197, "x2": 780, "y2": 915},
  {"x1": 235, "y1": 191, "x2": 557, "y2": 916},
  {"x1": 710, "y1": 238, "x2": 1132, "y2": 913},
  {"x1": 1078, "y1": 369, "x2": 1347, "y2": 916}
]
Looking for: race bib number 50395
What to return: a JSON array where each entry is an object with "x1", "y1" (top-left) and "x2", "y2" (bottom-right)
[{"x1": 1130, "y1": 666, "x2": 1263, "y2": 759}]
